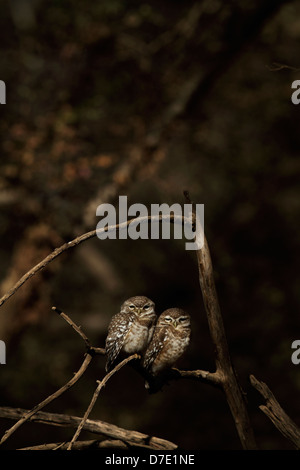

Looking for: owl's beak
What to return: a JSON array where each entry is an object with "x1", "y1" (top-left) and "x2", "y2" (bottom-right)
[
  {"x1": 136, "y1": 308, "x2": 142, "y2": 315},
  {"x1": 173, "y1": 320, "x2": 178, "y2": 328}
]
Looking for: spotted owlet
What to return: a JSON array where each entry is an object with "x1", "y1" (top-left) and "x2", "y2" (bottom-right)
[
  {"x1": 142, "y1": 308, "x2": 191, "y2": 378},
  {"x1": 105, "y1": 296, "x2": 156, "y2": 372}
]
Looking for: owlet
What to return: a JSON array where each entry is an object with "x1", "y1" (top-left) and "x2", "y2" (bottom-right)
[{"x1": 105, "y1": 296, "x2": 156, "y2": 372}]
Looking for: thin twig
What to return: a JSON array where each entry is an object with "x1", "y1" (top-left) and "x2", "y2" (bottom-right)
[
  {"x1": 173, "y1": 368, "x2": 222, "y2": 386},
  {"x1": 0, "y1": 353, "x2": 92, "y2": 446},
  {"x1": 67, "y1": 354, "x2": 140, "y2": 450},
  {"x1": 0, "y1": 306, "x2": 105, "y2": 446},
  {"x1": 52, "y1": 306, "x2": 91, "y2": 349},
  {"x1": 267, "y1": 62, "x2": 300, "y2": 72},
  {"x1": 0, "y1": 214, "x2": 188, "y2": 310},
  {"x1": 52, "y1": 306, "x2": 106, "y2": 355},
  {"x1": 0, "y1": 229, "x2": 96, "y2": 309}
]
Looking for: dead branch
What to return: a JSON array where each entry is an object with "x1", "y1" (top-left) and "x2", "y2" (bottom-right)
[
  {"x1": 0, "y1": 307, "x2": 105, "y2": 446},
  {"x1": 0, "y1": 353, "x2": 92, "y2": 446},
  {"x1": 250, "y1": 375, "x2": 300, "y2": 449},
  {"x1": 51, "y1": 306, "x2": 106, "y2": 356},
  {"x1": 0, "y1": 205, "x2": 257, "y2": 450},
  {"x1": 0, "y1": 213, "x2": 186, "y2": 310},
  {"x1": 19, "y1": 439, "x2": 130, "y2": 450},
  {"x1": 52, "y1": 306, "x2": 91, "y2": 349},
  {"x1": 172, "y1": 367, "x2": 222, "y2": 386},
  {"x1": 67, "y1": 353, "x2": 140, "y2": 450},
  {"x1": 0, "y1": 406, "x2": 177, "y2": 450},
  {"x1": 185, "y1": 191, "x2": 257, "y2": 450},
  {"x1": 267, "y1": 62, "x2": 300, "y2": 72},
  {"x1": 196, "y1": 236, "x2": 257, "y2": 449},
  {"x1": 0, "y1": 228, "x2": 96, "y2": 310}
]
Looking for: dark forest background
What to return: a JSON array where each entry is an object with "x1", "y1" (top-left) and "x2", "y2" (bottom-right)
[{"x1": 0, "y1": 0, "x2": 300, "y2": 450}]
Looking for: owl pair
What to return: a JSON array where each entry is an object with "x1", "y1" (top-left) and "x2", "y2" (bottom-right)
[{"x1": 105, "y1": 296, "x2": 191, "y2": 380}]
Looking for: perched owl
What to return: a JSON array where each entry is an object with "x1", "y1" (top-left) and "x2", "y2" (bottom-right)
[
  {"x1": 105, "y1": 296, "x2": 156, "y2": 372},
  {"x1": 143, "y1": 308, "x2": 191, "y2": 377}
]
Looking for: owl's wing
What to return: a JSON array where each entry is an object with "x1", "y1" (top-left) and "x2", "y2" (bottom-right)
[
  {"x1": 105, "y1": 312, "x2": 134, "y2": 372},
  {"x1": 143, "y1": 326, "x2": 167, "y2": 371}
]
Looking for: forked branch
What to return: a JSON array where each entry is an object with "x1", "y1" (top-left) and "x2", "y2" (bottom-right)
[
  {"x1": 0, "y1": 200, "x2": 257, "y2": 449},
  {"x1": 67, "y1": 353, "x2": 141, "y2": 450},
  {"x1": 250, "y1": 375, "x2": 300, "y2": 449},
  {"x1": 0, "y1": 307, "x2": 105, "y2": 446},
  {"x1": 0, "y1": 353, "x2": 92, "y2": 446}
]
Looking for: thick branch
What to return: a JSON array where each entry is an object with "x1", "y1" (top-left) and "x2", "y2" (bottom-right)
[
  {"x1": 19, "y1": 439, "x2": 131, "y2": 450},
  {"x1": 196, "y1": 237, "x2": 256, "y2": 449},
  {"x1": 0, "y1": 407, "x2": 177, "y2": 450},
  {"x1": 183, "y1": 192, "x2": 257, "y2": 450},
  {"x1": 250, "y1": 375, "x2": 300, "y2": 449}
]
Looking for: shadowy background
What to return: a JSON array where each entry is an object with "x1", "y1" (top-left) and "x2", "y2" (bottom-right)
[{"x1": 0, "y1": 0, "x2": 299, "y2": 450}]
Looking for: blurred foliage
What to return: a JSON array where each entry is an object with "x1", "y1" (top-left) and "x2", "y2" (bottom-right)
[{"x1": 0, "y1": 0, "x2": 300, "y2": 450}]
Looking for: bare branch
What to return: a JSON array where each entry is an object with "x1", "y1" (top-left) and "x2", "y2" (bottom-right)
[
  {"x1": 0, "y1": 406, "x2": 177, "y2": 450},
  {"x1": 173, "y1": 368, "x2": 222, "y2": 386},
  {"x1": 52, "y1": 306, "x2": 91, "y2": 349},
  {"x1": 0, "y1": 197, "x2": 258, "y2": 450},
  {"x1": 19, "y1": 439, "x2": 130, "y2": 450},
  {"x1": 197, "y1": 239, "x2": 256, "y2": 449},
  {"x1": 250, "y1": 375, "x2": 300, "y2": 449},
  {"x1": 52, "y1": 306, "x2": 106, "y2": 356},
  {"x1": 0, "y1": 228, "x2": 96, "y2": 309},
  {"x1": 0, "y1": 353, "x2": 92, "y2": 446},
  {"x1": 267, "y1": 62, "x2": 300, "y2": 72},
  {"x1": 0, "y1": 303, "x2": 109, "y2": 447},
  {"x1": 0, "y1": 213, "x2": 187, "y2": 310},
  {"x1": 184, "y1": 191, "x2": 257, "y2": 450},
  {"x1": 67, "y1": 354, "x2": 140, "y2": 450}
]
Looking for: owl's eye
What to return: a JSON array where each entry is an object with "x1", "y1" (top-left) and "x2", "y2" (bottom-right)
[
  {"x1": 179, "y1": 317, "x2": 188, "y2": 323},
  {"x1": 129, "y1": 305, "x2": 135, "y2": 309},
  {"x1": 143, "y1": 305, "x2": 150, "y2": 310},
  {"x1": 164, "y1": 316, "x2": 172, "y2": 322}
]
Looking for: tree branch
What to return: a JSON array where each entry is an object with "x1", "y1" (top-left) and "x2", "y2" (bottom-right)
[
  {"x1": 0, "y1": 200, "x2": 257, "y2": 449},
  {"x1": 0, "y1": 407, "x2": 177, "y2": 450},
  {"x1": 250, "y1": 375, "x2": 300, "y2": 449},
  {"x1": 185, "y1": 191, "x2": 257, "y2": 450},
  {"x1": 197, "y1": 238, "x2": 257, "y2": 449},
  {"x1": 0, "y1": 213, "x2": 187, "y2": 310},
  {"x1": 19, "y1": 439, "x2": 130, "y2": 450},
  {"x1": 67, "y1": 354, "x2": 140, "y2": 450},
  {"x1": 172, "y1": 368, "x2": 222, "y2": 387},
  {"x1": 52, "y1": 306, "x2": 105, "y2": 356},
  {"x1": 0, "y1": 307, "x2": 103, "y2": 446},
  {"x1": 0, "y1": 354, "x2": 92, "y2": 446}
]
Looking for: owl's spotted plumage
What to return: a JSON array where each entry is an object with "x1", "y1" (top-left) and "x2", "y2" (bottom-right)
[
  {"x1": 143, "y1": 308, "x2": 191, "y2": 377},
  {"x1": 105, "y1": 296, "x2": 156, "y2": 372}
]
